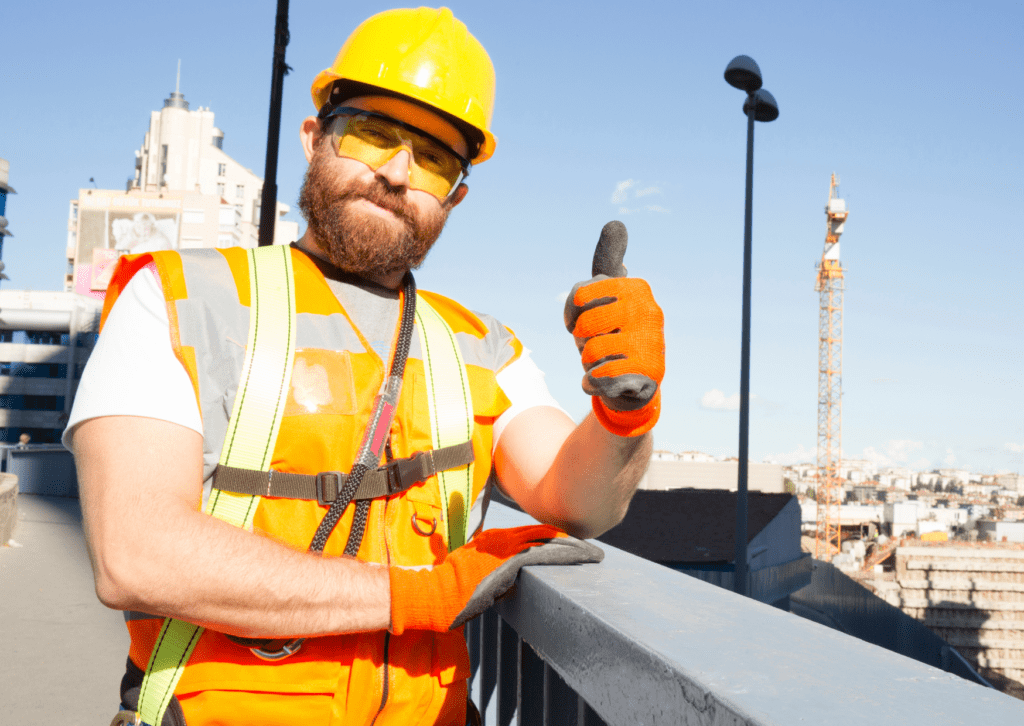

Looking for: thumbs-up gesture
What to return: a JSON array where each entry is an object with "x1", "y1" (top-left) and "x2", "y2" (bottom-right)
[{"x1": 563, "y1": 221, "x2": 665, "y2": 438}]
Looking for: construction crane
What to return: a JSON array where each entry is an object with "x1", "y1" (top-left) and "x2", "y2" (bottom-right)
[{"x1": 815, "y1": 174, "x2": 847, "y2": 561}]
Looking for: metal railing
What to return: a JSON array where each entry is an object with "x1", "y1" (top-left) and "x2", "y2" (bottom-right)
[{"x1": 469, "y1": 502, "x2": 1023, "y2": 725}]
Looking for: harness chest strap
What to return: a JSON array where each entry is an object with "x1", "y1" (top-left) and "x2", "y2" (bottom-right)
[
  {"x1": 131, "y1": 247, "x2": 476, "y2": 726},
  {"x1": 212, "y1": 440, "x2": 474, "y2": 505}
]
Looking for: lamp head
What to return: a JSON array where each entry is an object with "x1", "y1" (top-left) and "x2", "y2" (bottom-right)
[
  {"x1": 742, "y1": 88, "x2": 779, "y2": 122},
  {"x1": 724, "y1": 55, "x2": 763, "y2": 93}
]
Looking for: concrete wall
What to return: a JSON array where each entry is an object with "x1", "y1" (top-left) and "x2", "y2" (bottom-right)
[
  {"x1": 869, "y1": 546, "x2": 1024, "y2": 700},
  {"x1": 640, "y1": 460, "x2": 784, "y2": 493},
  {"x1": 0, "y1": 472, "x2": 16, "y2": 544}
]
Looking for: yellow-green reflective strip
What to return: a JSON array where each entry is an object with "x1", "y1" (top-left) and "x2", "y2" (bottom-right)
[
  {"x1": 219, "y1": 245, "x2": 297, "y2": 475},
  {"x1": 415, "y1": 295, "x2": 474, "y2": 551},
  {"x1": 138, "y1": 246, "x2": 296, "y2": 726},
  {"x1": 137, "y1": 619, "x2": 203, "y2": 726}
]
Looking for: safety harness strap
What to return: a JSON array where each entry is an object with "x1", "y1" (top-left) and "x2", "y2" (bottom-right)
[
  {"x1": 136, "y1": 246, "x2": 296, "y2": 726},
  {"x1": 416, "y1": 295, "x2": 475, "y2": 551},
  {"x1": 212, "y1": 440, "x2": 474, "y2": 504}
]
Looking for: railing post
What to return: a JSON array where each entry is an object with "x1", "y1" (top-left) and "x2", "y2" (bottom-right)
[
  {"x1": 479, "y1": 609, "x2": 499, "y2": 720},
  {"x1": 543, "y1": 662, "x2": 576, "y2": 725},
  {"x1": 518, "y1": 642, "x2": 544, "y2": 725},
  {"x1": 497, "y1": 617, "x2": 519, "y2": 725}
]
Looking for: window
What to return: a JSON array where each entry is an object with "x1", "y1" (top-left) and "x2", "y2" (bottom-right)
[
  {"x1": 236, "y1": 184, "x2": 245, "y2": 199},
  {"x1": 216, "y1": 183, "x2": 225, "y2": 198},
  {"x1": 183, "y1": 209, "x2": 205, "y2": 224},
  {"x1": 217, "y1": 163, "x2": 226, "y2": 177}
]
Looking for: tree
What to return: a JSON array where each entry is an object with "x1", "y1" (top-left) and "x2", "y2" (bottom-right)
[
  {"x1": 805, "y1": 487, "x2": 816, "y2": 500},
  {"x1": 784, "y1": 479, "x2": 796, "y2": 495}
]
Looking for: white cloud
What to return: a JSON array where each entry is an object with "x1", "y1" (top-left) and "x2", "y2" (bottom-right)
[
  {"x1": 943, "y1": 448, "x2": 957, "y2": 466},
  {"x1": 763, "y1": 443, "x2": 816, "y2": 466},
  {"x1": 872, "y1": 377, "x2": 898, "y2": 384},
  {"x1": 610, "y1": 179, "x2": 636, "y2": 204},
  {"x1": 610, "y1": 180, "x2": 670, "y2": 214},
  {"x1": 863, "y1": 440, "x2": 925, "y2": 467},
  {"x1": 556, "y1": 291, "x2": 569, "y2": 304},
  {"x1": 700, "y1": 388, "x2": 739, "y2": 410},
  {"x1": 1006, "y1": 443, "x2": 1024, "y2": 454},
  {"x1": 699, "y1": 388, "x2": 778, "y2": 412}
]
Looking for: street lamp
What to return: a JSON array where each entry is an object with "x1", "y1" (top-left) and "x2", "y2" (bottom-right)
[{"x1": 724, "y1": 55, "x2": 778, "y2": 597}]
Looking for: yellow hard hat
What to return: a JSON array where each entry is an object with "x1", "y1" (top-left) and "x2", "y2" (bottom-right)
[{"x1": 311, "y1": 7, "x2": 497, "y2": 164}]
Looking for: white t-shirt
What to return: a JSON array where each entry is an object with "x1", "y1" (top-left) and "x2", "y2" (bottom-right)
[{"x1": 63, "y1": 268, "x2": 565, "y2": 451}]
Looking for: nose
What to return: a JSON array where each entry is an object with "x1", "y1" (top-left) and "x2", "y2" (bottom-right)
[{"x1": 374, "y1": 147, "x2": 413, "y2": 191}]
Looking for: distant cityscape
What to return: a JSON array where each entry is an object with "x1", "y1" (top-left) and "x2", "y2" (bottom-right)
[{"x1": 645, "y1": 449, "x2": 1024, "y2": 562}]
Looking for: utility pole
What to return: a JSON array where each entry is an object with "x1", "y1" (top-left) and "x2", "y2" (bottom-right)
[{"x1": 258, "y1": 0, "x2": 291, "y2": 247}]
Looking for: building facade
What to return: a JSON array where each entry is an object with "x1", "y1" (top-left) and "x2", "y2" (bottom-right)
[{"x1": 66, "y1": 90, "x2": 299, "y2": 297}]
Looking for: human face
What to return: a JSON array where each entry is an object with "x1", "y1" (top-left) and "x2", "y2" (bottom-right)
[{"x1": 297, "y1": 97, "x2": 469, "y2": 284}]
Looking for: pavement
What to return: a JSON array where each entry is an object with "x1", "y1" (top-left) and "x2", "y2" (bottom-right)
[{"x1": 0, "y1": 494, "x2": 129, "y2": 724}]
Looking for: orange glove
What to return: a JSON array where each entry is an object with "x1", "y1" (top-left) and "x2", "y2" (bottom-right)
[
  {"x1": 564, "y1": 222, "x2": 665, "y2": 437},
  {"x1": 389, "y1": 525, "x2": 603, "y2": 634}
]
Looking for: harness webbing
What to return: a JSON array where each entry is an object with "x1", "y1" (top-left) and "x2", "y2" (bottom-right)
[
  {"x1": 416, "y1": 296, "x2": 475, "y2": 551},
  {"x1": 136, "y1": 245, "x2": 296, "y2": 726}
]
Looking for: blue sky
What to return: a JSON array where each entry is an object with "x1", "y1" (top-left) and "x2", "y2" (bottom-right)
[{"x1": 2, "y1": 1, "x2": 1021, "y2": 473}]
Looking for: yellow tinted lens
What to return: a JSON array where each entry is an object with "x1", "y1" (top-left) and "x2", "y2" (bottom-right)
[{"x1": 333, "y1": 114, "x2": 463, "y2": 198}]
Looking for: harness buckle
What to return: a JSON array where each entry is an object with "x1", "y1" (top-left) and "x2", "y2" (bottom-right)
[
  {"x1": 315, "y1": 471, "x2": 346, "y2": 506},
  {"x1": 382, "y1": 451, "x2": 430, "y2": 495}
]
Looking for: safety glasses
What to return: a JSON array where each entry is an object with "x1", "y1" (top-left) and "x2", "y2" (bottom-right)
[{"x1": 322, "y1": 106, "x2": 471, "y2": 200}]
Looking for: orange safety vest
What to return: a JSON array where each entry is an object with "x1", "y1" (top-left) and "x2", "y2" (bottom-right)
[{"x1": 103, "y1": 246, "x2": 522, "y2": 726}]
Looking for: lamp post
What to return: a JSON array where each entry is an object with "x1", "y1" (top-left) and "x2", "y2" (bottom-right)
[
  {"x1": 258, "y1": 0, "x2": 291, "y2": 247},
  {"x1": 724, "y1": 55, "x2": 778, "y2": 596}
]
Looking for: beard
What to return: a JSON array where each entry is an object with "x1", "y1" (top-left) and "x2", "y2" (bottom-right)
[{"x1": 297, "y1": 142, "x2": 452, "y2": 278}]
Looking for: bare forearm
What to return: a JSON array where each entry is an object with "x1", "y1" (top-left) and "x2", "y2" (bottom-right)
[
  {"x1": 92, "y1": 506, "x2": 390, "y2": 638},
  {"x1": 76, "y1": 416, "x2": 390, "y2": 639},
  {"x1": 535, "y1": 414, "x2": 651, "y2": 538},
  {"x1": 496, "y1": 408, "x2": 652, "y2": 539}
]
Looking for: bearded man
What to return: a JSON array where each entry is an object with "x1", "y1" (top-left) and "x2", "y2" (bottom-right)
[{"x1": 67, "y1": 8, "x2": 664, "y2": 726}]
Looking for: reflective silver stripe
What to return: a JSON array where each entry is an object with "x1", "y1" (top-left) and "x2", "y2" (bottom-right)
[
  {"x1": 295, "y1": 312, "x2": 365, "y2": 354},
  {"x1": 406, "y1": 312, "x2": 518, "y2": 371},
  {"x1": 123, "y1": 610, "x2": 162, "y2": 622}
]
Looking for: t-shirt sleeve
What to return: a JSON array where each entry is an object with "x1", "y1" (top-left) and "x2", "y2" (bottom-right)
[
  {"x1": 492, "y1": 348, "x2": 569, "y2": 450},
  {"x1": 62, "y1": 268, "x2": 203, "y2": 450}
]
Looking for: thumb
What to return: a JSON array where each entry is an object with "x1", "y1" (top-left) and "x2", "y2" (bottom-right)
[{"x1": 591, "y1": 220, "x2": 628, "y2": 279}]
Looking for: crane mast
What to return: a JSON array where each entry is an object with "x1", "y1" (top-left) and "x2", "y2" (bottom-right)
[{"x1": 815, "y1": 174, "x2": 847, "y2": 561}]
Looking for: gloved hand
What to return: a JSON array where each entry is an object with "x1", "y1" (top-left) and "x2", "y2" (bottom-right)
[
  {"x1": 389, "y1": 524, "x2": 603, "y2": 634},
  {"x1": 564, "y1": 221, "x2": 665, "y2": 437}
]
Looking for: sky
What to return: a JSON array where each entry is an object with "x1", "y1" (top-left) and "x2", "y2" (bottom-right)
[{"x1": 2, "y1": 0, "x2": 1021, "y2": 474}]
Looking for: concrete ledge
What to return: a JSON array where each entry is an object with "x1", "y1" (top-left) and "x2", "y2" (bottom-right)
[
  {"x1": 488, "y1": 503, "x2": 1024, "y2": 725},
  {"x1": 0, "y1": 472, "x2": 18, "y2": 544}
]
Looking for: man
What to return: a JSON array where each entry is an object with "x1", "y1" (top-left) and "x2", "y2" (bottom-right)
[{"x1": 68, "y1": 7, "x2": 664, "y2": 726}]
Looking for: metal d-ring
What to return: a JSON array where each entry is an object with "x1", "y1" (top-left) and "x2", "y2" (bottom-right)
[
  {"x1": 251, "y1": 637, "x2": 305, "y2": 661},
  {"x1": 411, "y1": 513, "x2": 438, "y2": 537}
]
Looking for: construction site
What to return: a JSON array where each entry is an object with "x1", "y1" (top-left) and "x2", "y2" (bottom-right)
[{"x1": 802, "y1": 176, "x2": 1024, "y2": 700}]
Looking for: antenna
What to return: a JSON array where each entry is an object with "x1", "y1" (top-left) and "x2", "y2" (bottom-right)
[{"x1": 175, "y1": 59, "x2": 181, "y2": 94}]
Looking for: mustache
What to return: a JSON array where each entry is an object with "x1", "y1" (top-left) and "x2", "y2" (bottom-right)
[{"x1": 334, "y1": 178, "x2": 415, "y2": 225}]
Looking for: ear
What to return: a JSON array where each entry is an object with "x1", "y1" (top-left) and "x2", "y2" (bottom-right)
[
  {"x1": 299, "y1": 116, "x2": 321, "y2": 163},
  {"x1": 446, "y1": 183, "x2": 469, "y2": 210}
]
